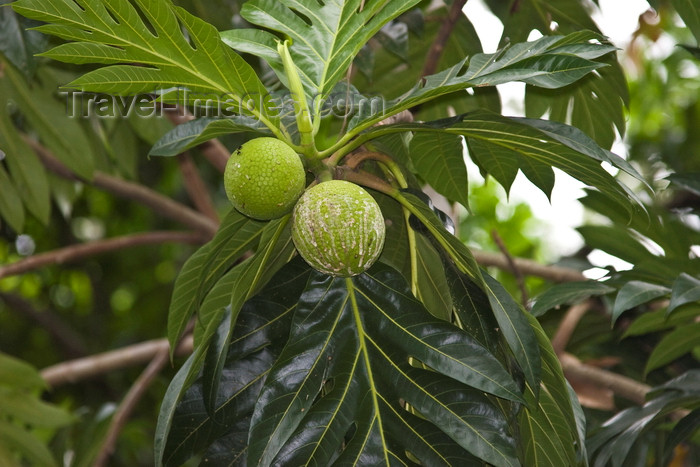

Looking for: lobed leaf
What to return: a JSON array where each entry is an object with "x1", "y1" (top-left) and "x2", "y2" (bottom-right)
[
  {"x1": 612, "y1": 281, "x2": 670, "y2": 324},
  {"x1": 531, "y1": 280, "x2": 616, "y2": 317},
  {"x1": 12, "y1": 0, "x2": 275, "y2": 123},
  {"x1": 247, "y1": 265, "x2": 521, "y2": 466}
]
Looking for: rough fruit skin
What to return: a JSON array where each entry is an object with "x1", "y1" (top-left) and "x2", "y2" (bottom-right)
[
  {"x1": 224, "y1": 137, "x2": 306, "y2": 220},
  {"x1": 292, "y1": 180, "x2": 386, "y2": 277}
]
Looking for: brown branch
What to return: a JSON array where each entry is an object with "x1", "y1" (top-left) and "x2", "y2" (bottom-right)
[
  {"x1": 177, "y1": 153, "x2": 219, "y2": 222},
  {"x1": 0, "y1": 231, "x2": 204, "y2": 279},
  {"x1": 551, "y1": 301, "x2": 591, "y2": 355},
  {"x1": 471, "y1": 249, "x2": 587, "y2": 283},
  {"x1": 41, "y1": 335, "x2": 193, "y2": 387},
  {"x1": 421, "y1": 0, "x2": 469, "y2": 77},
  {"x1": 0, "y1": 292, "x2": 88, "y2": 358},
  {"x1": 93, "y1": 345, "x2": 171, "y2": 467},
  {"x1": 559, "y1": 352, "x2": 650, "y2": 406},
  {"x1": 26, "y1": 137, "x2": 219, "y2": 238},
  {"x1": 491, "y1": 229, "x2": 529, "y2": 306}
]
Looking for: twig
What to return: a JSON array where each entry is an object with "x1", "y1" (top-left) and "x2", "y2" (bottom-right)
[
  {"x1": 93, "y1": 345, "x2": 172, "y2": 467},
  {"x1": 0, "y1": 231, "x2": 204, "y2": 279},
  {"x1": 177, "y1": 153, "x2": 219, "y2": 222},
  {"x1": 551, "y1": 301, "x2": 591, "y2": 355},
  {"x1": 0, "y1": 292, "x2": 87, "y2": 358},
  {"x1": 26, "y1": 137, "x2": 219, "y2": 238},
  {"x1": 559, "y1": 352, "x2": 650, "y2": 405},
  {"x1": 471, "y1": 249, "x2": 587, "y2": 283},
  {"x1": 491, "y1": 229, "x2": 529, "y2": 306},
  {"x1": 41, "y1": 335, "x2": 194, "y2": 387},
  {"x1": 421, "y1": 0, "x2": 469, "y2": 77}
]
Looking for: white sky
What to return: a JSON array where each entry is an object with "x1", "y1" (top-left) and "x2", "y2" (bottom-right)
[{"x1": 463, "y1": 0, "x2": 652, "y2": 269}]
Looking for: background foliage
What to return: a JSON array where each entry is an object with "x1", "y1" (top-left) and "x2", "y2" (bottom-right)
[{"x1": 0, "y1": 0, "x2": 699, "y2": 466}]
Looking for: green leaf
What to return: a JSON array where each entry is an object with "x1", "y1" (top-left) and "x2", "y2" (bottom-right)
[
  {"x1": 0, "y1": 72, "x2": 50, "y2": 225},
  {"x1": 409, "y1": 132, "x2": 469, "y2": 208},
  {"x1": 344, "y1": 32, "x2": 614, "y2": 135},
  {"x1": 166, "y1": 242, "x2": 212, "y2": 355},
  {"x1": 612, "y1": 281, "x2": 670, "y2": 324},
  {"x1": 483, "y1": 273, "x2": 542, "y2": 393},
  {"x1": 0, "y1": 420, "x2": 58, "y2": 467},
  {"x1": 668, "y1": 273, "x2": 700, "y2": 315},
  {"x1": 663, "y1": 407, "x2": 700, "y2": 465},
  {"x1": 577, "y1": 225, "x2": 655, "y2": 265},
  {"x1": 248, "y1": 266, "x2": 521, "y2": 466},
  {"x1": 0, "y1": 353, "x2": 46, "y2": 390},
  {"x1": 237, "y1": 0, "x2": 421, "y2": 104},
  {"x1": 525, "y1": 55, "x2": 628, "y2": 150},
  {"x1": 668, "y1": 172, "x2": 700, "y2": 196},
  {"x1": 0, "y1": 4, "x2": 46, "y2": 78},
  {"x1": 644, "y1": 322, "x2": 700, "y2": 375},
  {"x1": 0, "y1": 165, "x2": 25, "y2": 232},
  {"x1": 0, "y1": 388, "x2": 73, "y2": 428},
  {"x1": 531, "y1": 280, "x2": 616, "y2": 317},
  {"x1": 414, "y1": 234, "x2": 453, "y2": 321},
  {"x1": 622, "y1": 305, "x2": 700, "y2": 339},
  {"x1": 200, "y1": 217, "x2": 294, "y2": 415},
  {"x1": 2, "y1": 63, "x2": 95, "y2": 179},
  {"x1": 672, "y1": 0, "x2": 700, "y2": 44},
  {"x1": 13, "y1": 0, "x2": 275, "y2": 123},
  {"x1": 160, "y1": 259, "x2": 311, "y2": 466},
  {"x1": 148, "y1": 116, "x2": 270, "y2": 157},
  {"x1": 400, "y1": 191, "x2": 484, "y2": 284},
  {"x1": 518, "y1": 314, "x2": 584, "y2": 467},
  {"x1": 363, "y1": 111, "x2": 639, "y2": 213}
]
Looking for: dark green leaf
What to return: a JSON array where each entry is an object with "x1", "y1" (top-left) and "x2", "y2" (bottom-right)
[
  {"x1": 577, "y1": 225, "x2": 654, "y2": 265},
  {"x1": 167, "y1": 243, "x2": 212, "y2": 354},
  {"x1": 667, "y1": 172, "x2": 700, "y2": 196},
  {"x1": 467, "y1": 138, "x2": 520, "y2": 195},
  {"x1": 518, "y1": 314, "x2": 584, "y2": 466},
  {"x1": 160, "y1": 259, "x2": 310, "y2": 466},
  {"x1": 644, "y1": 322, "x2": 700, "y2": 375},
  {"x1": 663, "y1": 407, "x2": 700, "y2": 465},
  {"x1": 0, "y1": 165, "x2": 25, "y2": 232},
  {"x1": 409, "y1": 132, "x2": 469, "y2": 208},
  {"x1": 0, "y1": 420, "x2": 58, "y2": 467},
  {"x1": 13, "y1": 0, "x2": 275, "y2": 123},
  {"x1": 344, "y1": 33, "x2": 614, "y2": 136},
  {"x1": 149, "y1": 116, "x2": 270, "y2": 157},
  {"x1": 668, "y1": 273, "x2": 700, "y2": 315},
  {"x1": 239, "y1": 0, "x2": 421, "y2": 102},
  {"x1": 0, "y1": 5, "x2": 46, "y2": 78},
  {"x1": 622, "y1": 305, "x2": 700, "y2": 338},
  {"x1": 612, "y1": 281, "x2": 670, "y2": 324},
  {"x1": 248, "y1": 266, "x2": 521, "y2": 466},
  {"x1": 531, "y1": 281, "x2": 616, "y2": 317},
  {"x1": 414, "y1": 234, "x2": 453, "y2": 321},
  {"x1": 483, "y1": 273, "x2": 541, "y2": 393},
  {"x1": 672, "y1": 0, "x2": 700, "y2": 43}
]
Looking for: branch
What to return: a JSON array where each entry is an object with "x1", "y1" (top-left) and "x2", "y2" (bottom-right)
[
  {"x1": 40, "y1": 335, "x2": 193, "y2": 387},
  {"x1": 559, "y1": 352, "x2": 650, "y2": 406},
  {"x1": 0, "y1": 231, "x2": 204, "y2": 279},
  {"x1": 471, "y1": 249, "x2": 587, "y2": 282},
  {"x1": 177, "y1": 153, "x2": 219, "y2": 222},
  {"x1": 421, "y1": 0, "x2": 469, "y2": 77},
  {"x1": 26, "y1": 137, "x2": 219, "y2": 238},
  {"x1": 0, "y1": 292, "x2": 87, "y2": 358},
  {"x1": 551, "y1": 301, "x2": 591, "y2": 355},
  {"x1": 93, "y1": 345, "x2": 171, "y2": 467}
]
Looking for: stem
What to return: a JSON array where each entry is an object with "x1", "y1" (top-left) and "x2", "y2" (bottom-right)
[
  {"x1": 278, "y1": 40, "x2": 317, "y2": 157},
  {"x1": 0, "y1": 231, "x2": 204, "y2": 279}
]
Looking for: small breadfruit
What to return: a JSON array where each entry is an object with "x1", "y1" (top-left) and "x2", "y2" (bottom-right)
[
  {"x1": 292, "y1": 180, "x2": 386, "y2": 277},
  {"x1": 224, "y1": 137, "x2": 306, "y2": 220}
]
